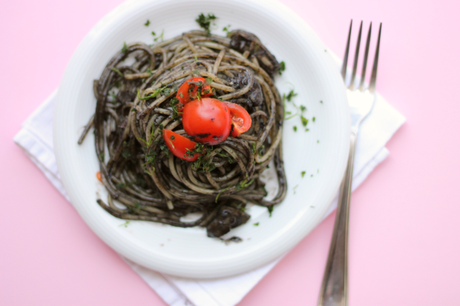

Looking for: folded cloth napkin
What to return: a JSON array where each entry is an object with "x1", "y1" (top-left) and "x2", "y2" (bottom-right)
[{"x1": 13, "y1": 58, "x2": 405, "y2": 306}]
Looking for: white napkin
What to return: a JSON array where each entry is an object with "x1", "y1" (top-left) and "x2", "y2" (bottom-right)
[{"x1": 13, "y1": 71, "x2": 405, "y2": 306}]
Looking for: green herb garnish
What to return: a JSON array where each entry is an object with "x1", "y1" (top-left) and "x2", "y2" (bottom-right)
[
  {"x1": 137, "y1": 86, "x2": 170, "y2": 101},
  {"x1": 110, "y1": 67, "x2": 123, "y2": 77},
  {"x1": 144, "y1": 20, "x2": 150, "y2": 26},
  {"x1": 279, "y1": 61, "x2": 286, "y2": 75},
  {"x1": 223, "y1": 25, "x2": 231, "y2": 36},
  {"x1": 236, "y1": 179, "x2": 254, "y2": 191},
  {"x1": 301, "y1": 116, "x2": 308, "y2": 127},
  {"x1": 215, "y1": 185, "x2": 231, "y2": 203},
  {"x1": 267, "y1": 206, "x2": 274, "y2": 217},
  {"x1": 293, "y1": 185, "x2": 298, "y2": 194},
  {"x1": 121, "y1": 42, "x2": 128, "y2": 53},
  {"x1": 170, "y1": 98, "x2": 182, "y2": 119},
  {"x1": 301, "y1": 171, "x2": 306, "y2": 178},
  {"x1": 196, "y1": 13, "x2": 217, "y2": 36},
  {"x1": 119, "y1": 221, "x2": 130, "y2": 227},
  {"x1": 153, "y1": 30, "x2": 164, "y2": 42}
]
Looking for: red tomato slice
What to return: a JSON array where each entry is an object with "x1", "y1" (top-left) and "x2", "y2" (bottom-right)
[
  {"x1": 176, "y1": 77, "x2": 212, "y2": 109},
  {"x1": 182, "y1": 98, "x2": 231, "y2": 145},
  {"x1": 162, "y1": 129, "x2": 201, "y2": 161},
  {"x1": 224, "y1": 102, "x2": 252, "y2": 137}
]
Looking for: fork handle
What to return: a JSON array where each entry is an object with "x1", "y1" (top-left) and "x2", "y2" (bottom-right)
[{"x1": 318, "y1": 131, "x2": 357, "y2": 306}]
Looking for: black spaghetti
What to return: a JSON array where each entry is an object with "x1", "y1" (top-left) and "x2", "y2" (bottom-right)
[{"x1": 79, "y1": 29, "x2": 287, "y2": 238}]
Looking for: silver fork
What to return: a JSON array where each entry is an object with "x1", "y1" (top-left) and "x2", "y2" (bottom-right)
[{"x1": 317, "y1": 21, "x2": 382, "y2": 306}]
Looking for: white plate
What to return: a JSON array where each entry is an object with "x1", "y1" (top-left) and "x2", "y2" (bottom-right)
[{"x1": 54, "y1": 0, "x2": 349, "y2": 278}]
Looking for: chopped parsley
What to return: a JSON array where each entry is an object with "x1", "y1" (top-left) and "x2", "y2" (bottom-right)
[
  {"x1": 121, "y1": 42, "x2": 128, "y2": 53},
  {"x1": 188, "y1": 144, "x2": 217, "y2": 173},
  {"x1": 144, "y1": 20, "x2": 150, "y2": 26},
  {"x1": 110, "y1": 67, "x2": 123, "y2": 77},
  {"x1": 153, "y1": 30, "x2": 164, "y2": 42},
  {"x1": 196, "y1": 13, "x2": 217, "y2": 36},
  {"x1": 284, "y1": 89, "x2": 301, "y2": 120},
  {"x1": 286, "y1": 89, "x2": 297, "y2": 101},
  {"x1": 215, "y1": 185, "x2": 231, "y2": 203},
  {"x1": 119, "y1": 221, "x2": 130, "y2": 227},
  {"x1": 223, "y1": 25, "x2": 231, "y2": 36},
  {"x1": 301, "y1": 171, "x2": 306, "y2": 178},
  {"x1": 258, "y1": 145, "x2": 265, "y2": 155},
  {"x1": 267, "y1": 205, "x2": 274, "y2": 217},
  {"x1": 254, "y1": 222, "x2": 259, "y2": 226},
  {"x1": 170, "y1": 98, "x2": 182, "y2": 118},
  {"x1": 301, "y1": 116, "x2": 308, "y2": 127},
  {"x1": 312, "y1": 117, "x2": 316, "y2": 122},
  {"x1": 236, "y1": 179, "x2": 254, "y2": 191},
  {"x1": 137, "y1": 86, "x2": 171, "y2": 101},
  {"x1": 279, "y1": 61, "x2": 286, "y2": 75},
  {"x1": 293, "y1": 126, "x2": 297, "y2": 132},
  {"x1": 159, "y1": 143, "x2": 170, "y2": 158},
  {"x1": 137, "y1": 125, "x2": 158, "y2": 171},
  {"x1": 115, "y1": 183, "x2": 128, "y2": 189}
]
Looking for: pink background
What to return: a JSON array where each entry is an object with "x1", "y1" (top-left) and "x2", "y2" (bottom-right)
[{"x1": 1, "y1": 0, "x2": 459, "y2": 305}]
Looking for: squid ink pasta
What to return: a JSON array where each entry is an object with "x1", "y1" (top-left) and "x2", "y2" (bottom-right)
[{"x1": 79, "y1": 29, "x2": 287, "y2": 238}]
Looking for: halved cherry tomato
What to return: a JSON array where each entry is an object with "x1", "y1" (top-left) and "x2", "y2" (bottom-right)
[
  {"x1": 176, "y1": 77, "x2": 212, "y2": 110},
  {"x1": 162, "y1": 129, "x2": 201, "y2": 161},
  {"x1": 224, "y1": 102, "x2": 252, "y2": 137},
  {"x1": 182, "y1": 98, "x2": 231, "y2": 145}
]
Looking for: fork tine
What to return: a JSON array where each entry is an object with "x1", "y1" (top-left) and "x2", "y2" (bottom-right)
[
  {"x1": 368, "y1": 23, "x2": 382, "y2": 93},
  {"x1": 358, "y1": 22, "x2": 372, "y2": 90},
  {"x1": 341, "y1": 20, "x2": 353, "y2": 82},
  {"x1": 348, "y1": 21, "x2": 363, "y2": 89}
]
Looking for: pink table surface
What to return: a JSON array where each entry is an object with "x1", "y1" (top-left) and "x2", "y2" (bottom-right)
[{"x1": 2, "y1": 0, "x2": 459, "y2": 305}]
